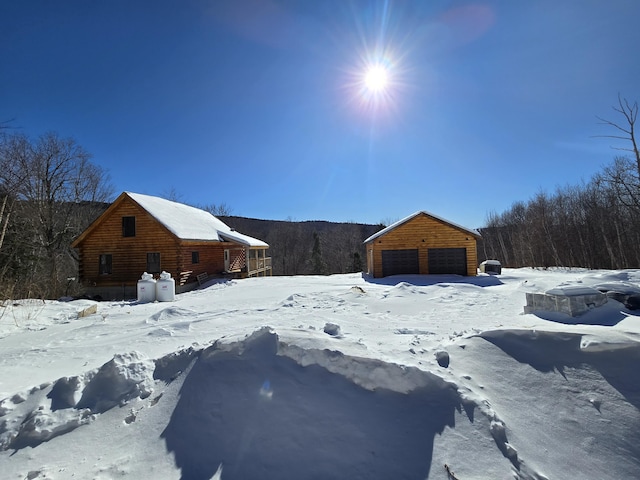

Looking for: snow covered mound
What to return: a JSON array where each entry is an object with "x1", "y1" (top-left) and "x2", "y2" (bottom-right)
[
  {"x1": 0, "y1": 269, "x2": 639, "y2": 479},
  {"x1": 0, "y1": 351, "x2": 155, "y2": 451},
  {"x1": 458, "y1": 328, "x2": 640, "y2": 479},
  {"x1": 162, "y1": 327, "x2": 463, "y2": 480}
]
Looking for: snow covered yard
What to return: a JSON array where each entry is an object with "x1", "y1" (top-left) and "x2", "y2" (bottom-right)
[{"x1": 0, "y1": 268, "x2": 639, "y2": 479}]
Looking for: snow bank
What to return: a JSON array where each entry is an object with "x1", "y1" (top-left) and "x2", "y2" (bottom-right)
[
  {"x1": 1, "y1": 268, "x2": 639, "y2": 479},
  {"x1": 74, "y1": 351, "x2": 154, "y2": 413},
  {"x1": 1, "y1": 351, "x2": 157, "y2": 451},
  {"x1": 462, "y1": 328, "x2": 640, "y2": 479},
  {"x1": 162, "y1": 327, "x2": 463, "y2": 480}
]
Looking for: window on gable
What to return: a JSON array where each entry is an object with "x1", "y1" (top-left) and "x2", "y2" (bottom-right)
[
  {"x1": 192, "y1": 251, "x2": 200, "y2": 264},
  {"x1": 122, "y1": 216, "x2": 136, "y2": 237},
  {"x1": 147, "y1": 252, "x2": 161, "y2": 274},
  {"x1": 99, "y1": 254, "x2": 112, "y2": 275}
]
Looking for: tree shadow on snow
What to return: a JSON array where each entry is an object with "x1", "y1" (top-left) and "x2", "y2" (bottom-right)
[
  {"x1": 362, "y1": 273, "x2": 503, "y2": 288},
  {"x1": 162, "y1": 331, "x2": 461, "y2": 480}
]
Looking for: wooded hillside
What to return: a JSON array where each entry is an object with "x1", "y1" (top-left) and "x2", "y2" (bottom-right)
[
  {"x1": 478, "y1": 97, "x2": 640, "y2": 270},
  {"x1": 220, "y1": 216, "x2": 383, "y2": 276}
]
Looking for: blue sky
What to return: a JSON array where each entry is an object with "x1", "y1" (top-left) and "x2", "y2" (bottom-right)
[{"x1": 2, "y1": 1, "x2": 639, "y2": 228}]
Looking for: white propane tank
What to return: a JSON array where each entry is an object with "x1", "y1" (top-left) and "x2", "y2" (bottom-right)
[
  {"x1": 137, "y1": 272, "x2": 157, "y2": 303},
  {"x1": 156, "y1": 271, "x2": 175, "y2": 302}
]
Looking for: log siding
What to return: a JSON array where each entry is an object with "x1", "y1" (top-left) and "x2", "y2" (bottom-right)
[
  {"x1": 72, "y1": 193, "x2": 271, "y2": 298},
  {"x1": 365, "y1": 213, "x2": 480, "y2": 278},
  {"x1": 75, "y1": 198, "x2": 181, "y2": 287}
]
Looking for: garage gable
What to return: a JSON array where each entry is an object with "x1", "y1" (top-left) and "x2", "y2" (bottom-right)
[
  {"x1": 364, "y1": 211, "x2": 480, "y2": 278},
  {"x1": 364, "y1": 211, "x2": 480, "y2": 244}
]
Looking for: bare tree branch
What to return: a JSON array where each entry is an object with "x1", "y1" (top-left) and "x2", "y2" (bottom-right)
[{"x1": 593, "y1": 94, "x2": 640, "y2": 177}]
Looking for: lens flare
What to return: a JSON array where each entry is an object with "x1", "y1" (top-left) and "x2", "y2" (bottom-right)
[{"x1": 259, "y1": 379, "x2": 273, "y2": 399}]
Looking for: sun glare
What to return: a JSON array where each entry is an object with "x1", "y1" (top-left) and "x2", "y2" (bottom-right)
[
  {"x1": 339, "y1": 1, "x2": 415, "y2": 117},
  {"x1": 342, "y1": 42, "x2": 405, "y2": 115},
  {"x1": 347, "y1": 54, "x2": 401, "y2": 115},
  {"x1": 364, "y1": 65, "x2": 389, "y2": 93}
]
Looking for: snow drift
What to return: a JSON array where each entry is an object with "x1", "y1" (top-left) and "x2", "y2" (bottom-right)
[
  {"x1": 163, "y1": 327, "x2": 462, "y2": 480},
  {"x1": 0, "y1": 268, "x2": 639, "y2": 479}
]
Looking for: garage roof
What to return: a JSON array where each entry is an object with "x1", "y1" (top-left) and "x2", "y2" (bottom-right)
[{"x1": 363, "y1": 211, "x2": 481, "y2": 244}]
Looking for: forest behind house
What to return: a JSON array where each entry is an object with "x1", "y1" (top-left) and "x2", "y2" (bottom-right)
[{"x1": 1, "y1": 97, "x2": 639, "y2": 300}]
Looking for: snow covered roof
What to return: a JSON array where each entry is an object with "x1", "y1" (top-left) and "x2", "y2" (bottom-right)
[
  {"x1": 545, "y1": 285, "x2": 602, "y2": 297},
  {"x1": 127, "y1": 192, "x2": 268, "y2": 247},
  {"x1": 481, "y1": 260, "x2": 502, "y2": 266},
  {"x1": 363, "y1": 210, "x2": 481, "y2": 244}
]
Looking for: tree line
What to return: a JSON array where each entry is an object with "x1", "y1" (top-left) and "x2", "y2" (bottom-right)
[
  {"x1": 219, "y1": 216, "x2": 381, "y2": 276},
  {"x1": 0, "y1": 130, "x2": 113, "y2": 299},
  {"x1": 2, "y1": 96, "x2": 636, "y2": 299},
  {"x1": 155, "y1": 190, "x2": 380, "y2": 277},
  {"x1": 0, "y1": 121, "x2": 379, "y2": 299},
  {"x1": 480, "y1": 97, "x2": 640, "y2": 270}
]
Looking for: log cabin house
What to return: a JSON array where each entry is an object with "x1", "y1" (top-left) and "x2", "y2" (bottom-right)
[
  {"x1": 364, "y1": 211, "x2": 481, "y2": 278},
  {"x1": 71, "y1": 192, "x2": 271, "y2": 299}
]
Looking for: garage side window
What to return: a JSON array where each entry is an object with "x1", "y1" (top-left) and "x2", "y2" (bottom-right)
[
  {"x1": 99, "y1": 254, "x2": 112, "y2": 275},
  {"x1": 147, "y1": 252, "x2": 161, "y2": 274},
  {"x1": 192, "y1": 251, "x2": 200, "y2": 264},
  {"x1": 122, "y1": 216, "x2": 136, "y2": 237}
]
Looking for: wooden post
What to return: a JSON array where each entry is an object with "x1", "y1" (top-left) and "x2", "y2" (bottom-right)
[{"x1": 255, "y1": 249, "x2": 259, "y2": 276}]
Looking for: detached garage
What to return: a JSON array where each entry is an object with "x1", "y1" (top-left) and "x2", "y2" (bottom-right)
[{"x1": 364, "y1": 211, "x2": 481, "y2": 278}]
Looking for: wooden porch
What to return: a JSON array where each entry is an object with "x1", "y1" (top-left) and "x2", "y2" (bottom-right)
[{"x1": 226, "y1": 247, "x2": 272, "y2": 277}]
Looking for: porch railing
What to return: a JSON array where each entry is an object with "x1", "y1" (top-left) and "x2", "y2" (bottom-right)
[{"x1": 248, "y1": 256, "x2": 272, "y2": 276}]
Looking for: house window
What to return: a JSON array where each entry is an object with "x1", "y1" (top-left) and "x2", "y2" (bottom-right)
[
  {"x1": 122, "y1": 216, "x2": 136, "y2": 237},
  {"x1": 99, "y1": 254, "x2": 112, "y2": 275},
  {"x1": 147, "y1": 252, "x2": 161, "y2": 274},
  {"x1": 192, "y1": 251, "x2": 200, "y2": 264}
]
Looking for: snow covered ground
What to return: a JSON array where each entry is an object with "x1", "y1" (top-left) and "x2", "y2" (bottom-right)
[{"x1": 1, "y1": 268, "x2": 639, "y2": 479}]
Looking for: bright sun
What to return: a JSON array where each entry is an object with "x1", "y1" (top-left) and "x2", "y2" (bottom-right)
[
  {"x1": 347, "y1": 52, "x2": 401, "y2": 113},
  {"x1": 363, "y1": 64, "x2": 389, "y2": 93}
]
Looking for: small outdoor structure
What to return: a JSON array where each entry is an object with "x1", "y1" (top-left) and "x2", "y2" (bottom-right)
[
  {"x1": 480, "y1": 260, "x2": 502, "y2": 275},
  {"x1": 71, "y1": 192, "x2": 271, "y2": 299},
  {"x1": 524, "y1": 286, "x2": 608, "y2": 317},
  {"x1": 364, "y1": 211, "x2": 481, "y2": 278}
]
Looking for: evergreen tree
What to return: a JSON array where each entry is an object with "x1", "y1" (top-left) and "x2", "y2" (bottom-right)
[
  {"x1": 310, "y1": 232, "x2": 326, "y2": 275},
  {"x1": 351, "y1": 251, "x2": 363, "y2": 273}
]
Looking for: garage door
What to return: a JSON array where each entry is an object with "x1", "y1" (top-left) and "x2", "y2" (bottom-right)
[
  {"x1": 428, "y1": 248, "x2": 467, "y2": 275},
  {"x1": 382, "y1": 249, "x2": 419, "y2": 276}
]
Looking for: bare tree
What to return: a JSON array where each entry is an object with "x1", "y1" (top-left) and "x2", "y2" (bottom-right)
[
  {"x1": 0, "y1": 133, "x2": 29, "y2": 254},
  {"x1": 161, "y1": 187, "x2": 184, "y2": 203},
  {"x1": 0, "y1": 132, "x2": 113, "y2": 297},
  {"x1": 201, "y1": 202, "x2": 233, "y2": 216},
  {"x1": 596, "y1": 95, "x2": 640, "y2": 177},
  {"x1": 477, "y1": 97, "x2": 640, "y2": 271},
  {"x1": 265, "y1": 220, "x2": 309, "y2": 275},
  {"x1": 594, "y1": 96, "x2": 640, "y2": 214}
]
